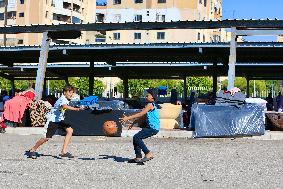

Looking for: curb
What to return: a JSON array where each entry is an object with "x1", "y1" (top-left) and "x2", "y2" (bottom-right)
[{"x1": 3, "y1": 127, "x2": 283, "y2": 140}]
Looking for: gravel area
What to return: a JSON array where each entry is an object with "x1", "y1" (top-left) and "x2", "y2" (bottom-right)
[{"x1": 0, "y1": 134, "x2": 282, "y2": 189}]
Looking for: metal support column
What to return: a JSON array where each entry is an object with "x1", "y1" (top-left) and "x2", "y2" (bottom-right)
[
  {"x1": 65, "y1": 77, "x2": 69, "y2": 85},
  {"x1": 35, "y1": 32, "x2": 50, "y2": 100},
  {"x1": 227, "y1": 27, "x2": 237, "y2": 90},
  {"x1": 246, "y1": 77, "x2": 250, "y2": 98},
  {"x1": 123, "y1": 77, "x2": 129, "y2": 99},
  {"x1": 11, "y1": 78, "x2": 15, "y2": 96},
  {"x1": 212, "y1": 62, "x2": 218, "y2": 98},
  {"x1": 183, "y1": 76, "x2": 187, "y2": 102},
  {"x1": 89, "y1": 62, "x2": 94, "y2": 96}
]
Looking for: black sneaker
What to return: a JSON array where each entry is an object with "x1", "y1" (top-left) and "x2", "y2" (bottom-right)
[
  {"x1": 59, "y1": 152, "x2": 74, "y2": 158},
  {"x1": 27, "y1": 150, "x2": 37, "y2": 159}
]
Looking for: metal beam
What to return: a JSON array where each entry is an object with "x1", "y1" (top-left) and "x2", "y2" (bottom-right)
[
  {"x1": 1, "y1": 20, "x2": 283, "y2": 34},
  {"x1": 0, "y1": 72, "x2": 13, "y2": 80}
]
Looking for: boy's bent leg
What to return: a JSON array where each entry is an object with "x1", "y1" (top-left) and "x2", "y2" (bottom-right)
[
  {"x1": 61, "y1": 127, "x2": 73, "y2": 155},
  {"x1": 30, "y1": 137, "x2": 49, "y2": 152},
  {"x1": 30, "y1": 121, "x2": 58, "y2": 152}
]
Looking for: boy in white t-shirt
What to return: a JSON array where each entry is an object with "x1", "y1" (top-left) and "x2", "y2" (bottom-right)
[{"x1": 27, "y1": 85, "x2": 83, "y2": 159}]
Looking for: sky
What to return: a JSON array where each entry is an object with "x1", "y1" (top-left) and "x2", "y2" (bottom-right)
[
  {"x1": 96, "y1": 0, "x2": 283, "y2": 41},
  {"x1": 223, "y1": 0, "x2": 283, "y2": 41}
]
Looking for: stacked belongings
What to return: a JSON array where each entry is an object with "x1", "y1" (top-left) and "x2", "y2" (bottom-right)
[
  {"x1": 191, "y1": 87, "x2": 265, "y2": 138},
  {"x1": 215, "y1": 88, "x2": 246, "y2": 108},
  {"x1": 1, "y1": 89, "x2": 35, "y2": 127},
  {"x1": 29, "y1": 100, "x2": 52, "y2": 127}
]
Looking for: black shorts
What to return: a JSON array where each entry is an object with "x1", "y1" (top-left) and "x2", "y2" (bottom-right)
[{"x1": 46, "y1": 121, "x2": 72, "y2": 138}]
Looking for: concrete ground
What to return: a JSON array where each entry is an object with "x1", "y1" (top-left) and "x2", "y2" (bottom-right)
[{"x1": 0, "y1": 134, "x2": 282, "y2": 189}]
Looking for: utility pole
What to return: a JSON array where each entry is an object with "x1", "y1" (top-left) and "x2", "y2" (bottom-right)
[{"x1": 3, "y1": 0, "x2": 8, "y2": 46}]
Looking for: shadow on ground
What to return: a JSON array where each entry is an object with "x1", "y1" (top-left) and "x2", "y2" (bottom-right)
[{"x1": 98, "y1": 155, "x2": 130, "y2": 162}]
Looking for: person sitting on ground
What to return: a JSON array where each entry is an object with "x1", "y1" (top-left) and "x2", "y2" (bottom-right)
[
  {"x1": 170, "y1": 86, "x2": 178, "y2": 104},
  {"x1": 266, "y1": 92, "x2": 273, "y2": 111},
  {"x1": 2, "y1": 90, "x2": 10, "y2": 104},
  {"x1": 276, "y1": 92, "x2": 283, "y2": 112},
  {"x1": 120, "y1": 89, "x2": 160, "y2": 163},
  {"x1": 27, "y1": 85, "x2": 83, "y2": 159}
]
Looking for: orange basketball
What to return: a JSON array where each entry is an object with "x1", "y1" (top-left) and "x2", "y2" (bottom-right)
[{"x1": 103, "y1": 121, "x2": 118, "y2": 136}]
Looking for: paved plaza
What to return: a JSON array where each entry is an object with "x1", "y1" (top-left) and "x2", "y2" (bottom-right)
[{"x1": 0, "y1": 134, "x2": 282, "y2": 189}]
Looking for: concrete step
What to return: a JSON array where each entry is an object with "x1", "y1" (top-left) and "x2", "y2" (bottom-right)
[{"x1": 3, "y1": 127, "x2": 283, "y2": 140}]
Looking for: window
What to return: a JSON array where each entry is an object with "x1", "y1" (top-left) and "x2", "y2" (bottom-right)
[
  {"x1": 156, "y1": 14, "x2": 165, "y2": 22},
  {"x1": 18, "y1": 39, "x2": 23, "y2": 44},
  {"x1": 134, "y1": 32, "x2": 141, "y2": 40},
  {"x1": 19, "y1": 12, "x2": 24, "y2": 17},
  {"x1": 158, "y1": 0, "x2": 166, "y2": 3},
  {"x1": 113, "y1": 33, "x2": 120, "y2": 40},
  {"x1": 203, "y1": 35, "x2": 205, "y2": 42},
  {"x1": 20, "y1": 0, "x2": 24, "y2": 4},
  {"x1": 204, "y1": 0, "x2": 207, "y2": 7},
  {"x1": 113, "y1": 0, "x2": 121, "y2": 4},
  {"x1": 45, "y1": 11, "x2": 48, "y2": 18},
  {"x1": 157, "y1": 32, "x2": 165, "y2": 40},
  {"x1": 199, "y1": 0, "x2": 202, "y2": 4},
  {"x1": 135, "y1": 0, "x2": 143, "y2": 3},
  {"x1": 197, "y1": 32, "x2": 201, "y2": 40},
  {"x1": 134, "y1": 15, "x2": 142, "y2": 22}
]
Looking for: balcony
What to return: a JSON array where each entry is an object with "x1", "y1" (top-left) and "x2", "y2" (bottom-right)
[
  {"x1": 53, "y1": 13, "x2": 71, "y2": 23},
  {"x1": 63, "y1": 1, "x2": 81, "y2": 13}
]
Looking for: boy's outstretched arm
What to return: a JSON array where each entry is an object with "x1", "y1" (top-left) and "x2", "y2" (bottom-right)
[{"x1": 62, "y1": 104, "x2": 83, "y2": 111}]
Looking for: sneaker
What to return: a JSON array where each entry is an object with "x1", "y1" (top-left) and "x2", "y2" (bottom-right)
[
  {"x1": 59, "y1": 152, "x2": 74, "y2": 158},
  {"x1": 27, "y1": 150, "x2": 37, "y2": 159},
  {"x1": 128, "y1": 158, "x2": 140, "y2": 163}
]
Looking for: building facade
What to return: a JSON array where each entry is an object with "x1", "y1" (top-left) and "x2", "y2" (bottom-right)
[
  {"x1": 0, "y1": 0, "x2": 96, "y2": 46},
  {"x1": 96, "y1": 0, "x2": 223, "y2": 44}
]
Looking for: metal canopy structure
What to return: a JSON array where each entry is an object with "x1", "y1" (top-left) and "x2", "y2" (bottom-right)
[
  {"x1": 1, "y1": 20, "x2": 283, "y2": 98},
  {"x1": 0, "y1": 42, "x2": 283, "y2": 80},
  {"x1": 0, "y1": 42, "x2": 283, "y2": 63},
  {"x1": 1, "y1": 20, "x2": 283, "y2": 34}
]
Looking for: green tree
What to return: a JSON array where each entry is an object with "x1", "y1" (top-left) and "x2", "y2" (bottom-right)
[
  {"x1": 69, "y1": 77, "x2": 105, "y2": 97},
  {"x1": 48, "y1": 77, "x2": 105, "y2": 97},
  {"x1": 0, "y1": 78, "x2": 33, "y2": 91},
  {"x1": 116, "y1": 77, "x2": 212, "y2": 98},
  {"x1": 0, "y1": 77, "x2": 12, "y2": 90},
  {"x1": 221, "y1": 77, "x2": 270, "y2": 96}
]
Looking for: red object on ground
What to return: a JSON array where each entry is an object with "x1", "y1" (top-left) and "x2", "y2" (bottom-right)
[
  {"x1": 0, "y1": 121, "x2": 7, "y2": 128},
  {"x1": 103, "y1": 121, "x2": 118, "y2": 136},
  {"x1": 2, "y1": 95, "x2": 32, "y2": 123}
]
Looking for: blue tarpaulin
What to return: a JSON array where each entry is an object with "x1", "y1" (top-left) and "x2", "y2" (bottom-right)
[{"x1": 191, "y1": 104, "x2": 265, "y2": 138}]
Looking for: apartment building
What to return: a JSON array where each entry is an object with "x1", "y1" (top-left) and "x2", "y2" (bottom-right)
[
  {"x1": 96, "y1": 0, "x2": 223, "y2": 44},
  {"x1": 0, "y1": 0, "x2": 96, "y2": 46}
]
